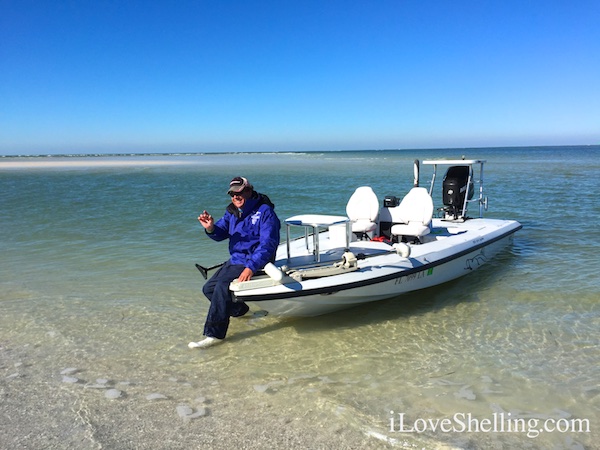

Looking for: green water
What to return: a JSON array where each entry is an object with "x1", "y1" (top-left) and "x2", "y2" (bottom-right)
[{"x1": 1, "y1": 147, "x2": 598, "y2": 448}]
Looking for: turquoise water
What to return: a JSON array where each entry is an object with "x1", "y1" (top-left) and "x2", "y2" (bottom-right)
[{"x1": 1, "y1": 147, "x2": 599, "y2": 448}]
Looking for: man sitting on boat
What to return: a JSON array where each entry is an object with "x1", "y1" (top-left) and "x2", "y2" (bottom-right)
[{"x1": 189, "y1": 176, "x2": 281, "y2": 349}]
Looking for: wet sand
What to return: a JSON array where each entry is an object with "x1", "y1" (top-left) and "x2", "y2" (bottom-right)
[
  {"x1": 1, "y1": 353, "x2": 384, "y2": 450},
  {"x1": 0, "y1": 319, "x2": 390, "y2": 450},
  {"x1": 0, "y1": 385, "x2": 379, "y2": 449}
]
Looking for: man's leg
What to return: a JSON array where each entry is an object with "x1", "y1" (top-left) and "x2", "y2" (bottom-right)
[
  {"x1": 201, "y1": 262, "x2": 246, "y2": 339},
  {"x1": 230, "y1": 299, "x2": 250, "y2": 317}
]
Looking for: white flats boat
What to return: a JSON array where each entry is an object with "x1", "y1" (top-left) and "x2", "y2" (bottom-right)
[{"x1": 203, "y1": 159, "x2": 522, "y2": 317}]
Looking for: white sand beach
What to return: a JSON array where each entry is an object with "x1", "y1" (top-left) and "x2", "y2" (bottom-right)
[{"x1": 0, "y1": 158, "x2": 196, "y2": 169}]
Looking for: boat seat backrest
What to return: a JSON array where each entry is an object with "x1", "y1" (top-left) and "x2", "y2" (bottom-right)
[
  {"x1": 389, "y1": 187, "x2": 434, "y2": 241},
  {"x1": 395, "y1": 187, "x2": 434, "y2": 225},
  {"x1": 346, "y1": 186, "x2": 379, "y2": 233}
]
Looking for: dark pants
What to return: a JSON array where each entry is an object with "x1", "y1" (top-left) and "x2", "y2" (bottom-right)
[{"x1": 202, "y1": 261, "x2": 249, "y2": 339}]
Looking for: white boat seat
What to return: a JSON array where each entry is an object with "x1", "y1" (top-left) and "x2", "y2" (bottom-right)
[
  {"x1": 390, "y1": 187, "x2": 434, "y2": 241},
  {"x1": 346, "y1": 186, "x2": 379, "y2": 238}
]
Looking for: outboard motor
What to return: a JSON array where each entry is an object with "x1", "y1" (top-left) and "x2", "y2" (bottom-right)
[{"x1": 442, "y1": 166, "x2": 474, "y2": 219}]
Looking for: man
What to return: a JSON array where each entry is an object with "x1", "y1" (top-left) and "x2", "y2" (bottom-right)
[{"x1": 189, "y1": 177, "x2": 281, "y2": 349}]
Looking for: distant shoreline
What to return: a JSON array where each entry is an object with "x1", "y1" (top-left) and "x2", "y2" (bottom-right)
[
  {"x1": 0, "y1": 158, "x2": 200, "y2": 169},
  {"x1": 0, "y1": 143, "x2": 597, "y2": 161},
  {"x1": 0, "y1": 144, "x2": 596, "y2": 170}
]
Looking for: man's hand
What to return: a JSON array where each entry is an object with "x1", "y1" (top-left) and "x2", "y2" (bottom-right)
[
  {"x1": 198, "y1": 210, "x2": 215, "y2": 232},
  {"x1": 238, "y1": 268, "x2": 254, "y2": 282}
]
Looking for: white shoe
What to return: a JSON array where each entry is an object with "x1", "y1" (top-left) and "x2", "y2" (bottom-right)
[{"x1": 188, "y1": 337, "x2": 221, "y2": 349}]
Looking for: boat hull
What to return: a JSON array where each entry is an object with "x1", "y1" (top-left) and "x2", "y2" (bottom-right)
[{"x1": 235, "y1": 218, "x2": 521, "y2": 317}]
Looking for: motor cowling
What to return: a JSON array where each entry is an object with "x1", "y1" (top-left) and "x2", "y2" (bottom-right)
[{"x1": 443, "y1": 166, "x2": 474, "y2": 216}]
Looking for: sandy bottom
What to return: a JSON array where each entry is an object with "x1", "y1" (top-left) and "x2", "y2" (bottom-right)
[
  {"x1": 1, "y1": 348, "x2": 384, "y2": 450},
  {"x1": 0, "y1": 309, "x2": 392, "y2": 450}
]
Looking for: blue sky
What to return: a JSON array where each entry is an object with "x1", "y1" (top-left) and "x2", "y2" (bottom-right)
[{"x1": 1, "y1": 1, "x2": 599, "y2": 155}]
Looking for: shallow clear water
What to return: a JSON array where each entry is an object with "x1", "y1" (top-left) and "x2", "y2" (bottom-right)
[{"x1": 1, "y1": 147, "x2": 599, "y2": 448}]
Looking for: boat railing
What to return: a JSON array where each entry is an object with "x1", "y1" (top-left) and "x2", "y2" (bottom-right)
[{"x1": 284, "y1": 215, "x2": 351, "y2": 263}]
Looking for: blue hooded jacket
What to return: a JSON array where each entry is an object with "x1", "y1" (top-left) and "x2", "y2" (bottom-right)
[{"x1": 206, "y1": 192, "x2": 281, "y2": 273}]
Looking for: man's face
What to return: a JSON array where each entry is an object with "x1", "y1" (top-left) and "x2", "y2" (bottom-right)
[{"x1": 230, "y1": 188, "x2": 251, "y2": 209}]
